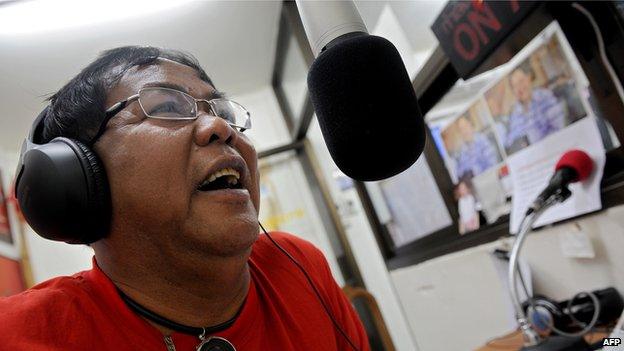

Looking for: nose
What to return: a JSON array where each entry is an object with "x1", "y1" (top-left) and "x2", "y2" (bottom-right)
[{"x1": 193, "y1": 113, "x2": 237, "y2": 147}]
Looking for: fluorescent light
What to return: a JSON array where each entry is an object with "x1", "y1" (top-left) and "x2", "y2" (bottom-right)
[{"x1": 0, "y1": 0, "x2": 197, "y2": 35}]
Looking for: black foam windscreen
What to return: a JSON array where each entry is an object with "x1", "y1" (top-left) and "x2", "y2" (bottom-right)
[{"x1": 307, "y1": 35, "x2": 425, "y2": 181}]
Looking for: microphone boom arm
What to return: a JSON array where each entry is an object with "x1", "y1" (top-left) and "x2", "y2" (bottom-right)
[{"x1": 509, "y1": 194, "x2": 562, "y2": 346}]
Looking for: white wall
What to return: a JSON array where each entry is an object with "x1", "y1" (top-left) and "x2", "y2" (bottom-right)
[
  {"x1": 234, "y1": 86, "x2": 290, "y2": 152},
  {"x1": 391, "y1": 206, "x2": 624, "y2": 351}
]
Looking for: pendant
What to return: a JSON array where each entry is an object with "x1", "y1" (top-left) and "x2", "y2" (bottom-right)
[{"x1": 196, "y1": 336, "x2": 236, "y2": 351}]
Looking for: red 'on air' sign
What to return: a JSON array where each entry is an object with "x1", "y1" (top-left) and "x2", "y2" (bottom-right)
[{"x1": 431, "y1": 0, "x2": 538, "y2": 78}]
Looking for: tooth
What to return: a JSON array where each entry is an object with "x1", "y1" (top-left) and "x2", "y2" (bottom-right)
[{"x1": 203, "y1": 167, "x2": 242, "y2": 186}]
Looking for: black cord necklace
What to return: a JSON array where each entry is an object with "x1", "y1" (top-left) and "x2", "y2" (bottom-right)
[{"x1": 117, "y1": 288, "x2": 241, "y2": 350}]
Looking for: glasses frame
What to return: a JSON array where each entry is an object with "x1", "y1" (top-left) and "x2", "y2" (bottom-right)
[{"x1": 93, "y1": 87, "x2": 251, "y2": 144}]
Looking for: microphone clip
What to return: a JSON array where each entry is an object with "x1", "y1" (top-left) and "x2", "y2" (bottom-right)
[
  {"x1": 527, "y1": 167, "x2": 577, "y2": 215},
  {"x1": 527, "y1": 185, "x2": 571, "y2": 216}
]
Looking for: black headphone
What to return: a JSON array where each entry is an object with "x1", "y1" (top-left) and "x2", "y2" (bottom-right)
[
  {"x1": 15, "y1": 106, "x2": 111, "y2": 244},
  {"x1": 523, "y1": 292, "x2": 602, "y2": 337}
]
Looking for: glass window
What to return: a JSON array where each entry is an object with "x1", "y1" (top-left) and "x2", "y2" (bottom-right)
[{"x1": 281, "y1": 35, "x2": 308, "y2": 125}]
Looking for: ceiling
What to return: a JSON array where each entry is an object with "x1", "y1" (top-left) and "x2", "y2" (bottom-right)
[
  {"x1": 356, "y1": 0, "x2": 445, "y2": 53},
  {"x1": 0, "y1": 0, "x2": 282, "y2": 151},
  {"x1": 0, "y1": 0, "x2": 446, "y2": 152}
]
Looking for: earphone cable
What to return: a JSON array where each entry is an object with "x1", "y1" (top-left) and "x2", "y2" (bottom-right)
[
  {"x1": 550, "y1": 291, "x2": 601, "y2": 337},
  {"x1": 259, "y1": 222, "x2": 360, "y2": 351}
]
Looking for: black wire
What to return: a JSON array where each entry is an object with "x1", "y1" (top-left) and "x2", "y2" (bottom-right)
[
  {"x1": 258, "y1": 222, "x2": 360, "y2": 351},
  {"x1": 117, "y1": 287, "x2": 242, "y2": 336}
]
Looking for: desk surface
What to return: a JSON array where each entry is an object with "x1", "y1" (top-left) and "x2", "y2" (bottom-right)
[{"x1": 476, "y1": 330, "x2": 608, "y2": 351}]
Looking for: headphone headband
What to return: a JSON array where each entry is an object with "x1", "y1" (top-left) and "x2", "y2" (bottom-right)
[{"x1": 16, "y1": 106, "x2": 49, "y2": 180}]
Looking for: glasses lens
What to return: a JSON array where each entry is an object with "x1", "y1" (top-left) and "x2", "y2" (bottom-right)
[
  {"x1": 210, "y1": 99, "x2": 251, "y2": 130},
  {"x1": 139, "y1": 88, "x2": 196, "y2": 119}
]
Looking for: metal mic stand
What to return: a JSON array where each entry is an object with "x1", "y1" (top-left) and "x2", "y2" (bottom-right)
[{"x1": 507, "y1": 187, "x2": 590, "y2": 351}]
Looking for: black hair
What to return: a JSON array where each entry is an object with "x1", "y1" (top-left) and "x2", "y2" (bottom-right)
[
  {"x1": 512, "y1": 61, "x2": 534, "y2": 79},
  {"x1": 41, "y1": 46, "x2": 213, "y2": 144}
]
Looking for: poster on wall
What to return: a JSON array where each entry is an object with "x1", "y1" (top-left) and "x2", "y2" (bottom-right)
[
  {"x1": 433, "y1": 22, "x2": 602, "y2": 235},
  {"x1": 484, "y1": 30, "x2": 588, "y2": 157},
  {"x1": 441, "y1": 99, "x2": 504, "y2": 182},
  {"x1": 0, "y1": 170, "x2": 13, "y2": 244},
  {"x1": 0, "y1": 255, "x2": 25, "y2": 297}
]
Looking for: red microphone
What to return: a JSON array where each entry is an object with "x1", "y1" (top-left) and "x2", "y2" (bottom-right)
[
  {"x1": 529, "y1": 149, "x2": 594, "y2": 214},
  {"x1": 555, "y1": 149, "x2": 594, "y2": 182}
]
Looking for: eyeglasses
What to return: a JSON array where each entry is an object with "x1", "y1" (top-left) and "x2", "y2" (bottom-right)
[{"x1": 100, "y1": 87, "x2": 251, "y2": 138}]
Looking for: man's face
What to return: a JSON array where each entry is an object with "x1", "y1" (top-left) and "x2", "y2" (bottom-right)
[
  {"x1": 94, "y1": 59, "x2": 260, "y2": 257},
  {"x1": 510, "y1": 70, "x2": 532, "y2": 104},
  {"x1": 457, "y1": 118, "x2": 474, "y2": 142}
]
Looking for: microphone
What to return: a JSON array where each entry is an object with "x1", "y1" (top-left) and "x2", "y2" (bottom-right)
[
  {"x1": 528, "y1": 149, "x2": 594, "y2": 215},
  {"x1": 296, "y1": 0, "x2": 426, "y2": 181},
  {"x1": 510, "y1": 150, "x2": 595, "y2": 350}
]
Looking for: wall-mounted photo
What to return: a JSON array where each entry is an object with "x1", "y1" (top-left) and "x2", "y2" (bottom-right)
[
  {"x1": 455, "y1": 179, "x2": 480, "y2": 235},
  {"x1": 484, "y1": 35, "x2": 587, "y2": 156},
  {"x1": 441, "y1": 99, "x2": 505, "y2": 182}
]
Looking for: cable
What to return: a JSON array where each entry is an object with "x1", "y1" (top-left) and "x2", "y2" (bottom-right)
[
  {"x1": 550, "y1": 291, "x2": 601, "y2": 338},
  {"x1": 572, "y1": 3, "x2": 624, "y2": 105},
  {"x1": 258, "y1": 222, "x2": 360, "y2": 351}
]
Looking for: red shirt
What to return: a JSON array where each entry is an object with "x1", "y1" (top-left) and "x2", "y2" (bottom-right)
[{"x1": 0, "y1": 232, "x2": 369, "y2": 350}]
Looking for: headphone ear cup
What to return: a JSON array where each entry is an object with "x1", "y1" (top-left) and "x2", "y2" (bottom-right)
[
  {"x1": 71, "y1": 139, "x2": 110, "y2": 221},
  {"x1": 15, "y1": 137, "x2": 111, "y2": 244},
  {"x1": 527, "y1": 304, "x2": 554, "y2": 335}
]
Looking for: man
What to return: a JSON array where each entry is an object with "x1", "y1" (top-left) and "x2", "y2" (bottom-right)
[
  {"x1": 505, "y1": 64, "x2": 566, "y2": 149},
  {"x1": 455, "y1": 116, "x2": 499, "y2": 179},
  {"x1": 0, "y1": 47, "x2": 369, "y2": 350}
]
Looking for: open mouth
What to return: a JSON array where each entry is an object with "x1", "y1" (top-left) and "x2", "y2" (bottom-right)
[{"x1": 197, "y1": 167, "x2": 244, "y2": 192}]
